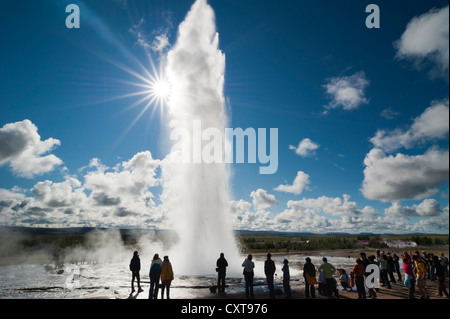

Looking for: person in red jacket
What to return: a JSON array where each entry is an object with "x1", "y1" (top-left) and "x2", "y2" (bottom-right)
[
  {"x1": 351, "y1": 258, "x2": 366, "y2": 299},
  {"x1": 403, "y1": 257, "x2": 416, "y2": 299}
]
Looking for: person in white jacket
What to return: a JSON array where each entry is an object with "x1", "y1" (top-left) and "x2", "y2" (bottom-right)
[{"x1": 242, "y1": 254, "x2": 255, "y2": 298}]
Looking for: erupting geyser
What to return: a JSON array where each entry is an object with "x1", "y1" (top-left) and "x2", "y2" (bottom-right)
[{"x1": 161, "y1": 0, "x2": 241, "y2": 275}]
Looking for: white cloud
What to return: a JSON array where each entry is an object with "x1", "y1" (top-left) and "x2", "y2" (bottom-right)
[
  {"x1": 0, "y1": 151, "x2": 165, "y2": 228},
  {"x1": 250, "y1": 188, "x2": 277, "y2": 209},
  {"x1": 287, "y1": 194, "x2": 381, "y2": 229},
  {"x1": 289, "y1": 138, "x2": 319, "y2": 157},
  {"x1": 385, "y1": 199, "x2": 444, "y2": 218},
  {"x1": 31, "y1": 178, "x2": 86, "y2": 208},
  {"x1": 84, "y1": 151, "x2": 160, "y2": 207},
  {"x1": 395, "y1": 5, "x2": 449, "y2": 75},
  {"x1": 230, "y1": 199, "x2": 273, "y2": 231},
  {"x1": 275, "y1": 202, "x2": 332, "y2": 232},
  {"x1": 323, "y1": 71, "x2": 370, "y2": 111},
  {"x1": 365, "y1": 98, "x2": 449, "y2": 203},
  {"x1": 371, "y1": 99, "x2": 449, "y2": 152},
  {"x1": 129, "y1": 14, "x2": 172, "y2": 54},
  {"x1": 230, "y1": 195, "x2": 389, "y2": 233},
  {"x1": 409, "y1": 205, "x2": 449, "y2": 233},
  {"x1": 361, "y1": 147, "x2": 449, "y2": 202},
  {"x1": 152, "y1": 33, "x2": 170, "y2": 53},
  {"x1": 0, "y1": 120, "x2": 62, "y2": 178},
  {"x1": 129, "y1": 19, "x2": 151, "y2": 49},
  {"x1": 274, "y1": 171, "x2": 311, "y2": 195},
  {"x1": 228, "y1": 193, "x2": 448, "y2": 234}
]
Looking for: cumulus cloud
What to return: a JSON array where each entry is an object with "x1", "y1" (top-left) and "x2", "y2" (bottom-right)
[
  {"x1": 365, "y1": 98, "x2": 449, "y2": 203},
  {"x1": 0, "y1": 151, "x2": 165, "y2": 228},
  {"x1": 274, "y1": 171, "x2": 311, "y2": 195},
  {"x1": 371, "y1": 99, "x2": 449, "y2": 152},
  {"x1": 230, "y1": 199, "x2": 273, "y2": 231},
  {"x1": 395, "y1": 5, "x2": 449, "y2": 76},
  {"x1": 323, "y1": 71, "x2": 370, "y2": 111},
  {"x1": 0, "y1": 120, "x2": 62, "y2": 178},
  {"x1": 231, "y1": 194, "x2": 390, "y2": 233},
  {"x1": 91, "y1": 192, "x2": 121, "y2": 206},
  {"x1": 229, "y1": 193, "x2": 447, "y2": 234},
  {"x1": 385, "y1": 199, "x2": 444, "y2": 217},
  {"x1": 31, "y1": 178, "x2": 86, "y2": 208},
  {"x1": 361, "y1": 147, "x2": 449, "y2": 202},
  {"x1": 409, "y1": 205, "x2": 449, "y2": 233},
  {"x1": 287, "y1": 194, "x2": 382, "y2": 230},
  {"x1": 250, "y1": 188, "x2": 277, "y2": 209},
  {"x1": 84, "y1": 151, "x2": 160, "y2": 219},
  {"x1": 275, "y1": 201, "x2": 332, "y2": 232},
  {"x1": 289, "y1": 138, "x2": 319, "y2": 157},
  {"x1": 0, "y1": 188, "x2": 27, "y2": 217}
]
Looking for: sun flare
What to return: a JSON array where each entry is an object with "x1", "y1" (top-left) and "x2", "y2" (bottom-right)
[{"x1": 151, "y1": 80, "x2": 171, "y2": 99}]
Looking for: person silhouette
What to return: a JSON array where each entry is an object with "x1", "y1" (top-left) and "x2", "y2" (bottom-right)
[
  {"x1": 149, "y1": 254, "x2": 162, "y2": 299},
  {"x1": 216, "y1": 253, "x2": 228, "y2": 293},
  {"x1": 282, "y1": 259, "x2": 292, "y2": 298},
  {"x1": 303, "y1": 257, "x2": 317, "y2": 298},
  {"x1": 129, "y1": 251, "x2": 144, "y2": 293},
  {"x1": 264, "y1": 253, "x2": 276, "y2": 298},
  {"x1": 318, "y1": 257, "x2": 339, "y2": 298},
  {"x1": 160, "y1": 255, "x2": 174, "y2": 299},
  {"x1": 242, "y1": 254, "x2": 255, "y2": 298}
]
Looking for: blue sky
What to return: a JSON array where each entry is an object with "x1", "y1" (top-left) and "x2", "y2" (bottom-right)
[{"x1": 0, "y1": 0, "x2": 448, "y2": 233}]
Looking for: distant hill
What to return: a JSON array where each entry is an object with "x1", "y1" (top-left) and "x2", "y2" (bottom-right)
[{"x1": 0, "y1": 225, "x2": 447, "y2": 238}]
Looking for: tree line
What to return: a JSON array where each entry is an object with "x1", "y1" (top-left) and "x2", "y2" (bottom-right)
[{"x1": 238, "y1": 234, "x2": 449, "y2": 253}]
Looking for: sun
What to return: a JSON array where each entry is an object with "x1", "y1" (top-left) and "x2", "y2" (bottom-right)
[
  {"x1": 151, "y1": 80, "x2": 171, "y2": 99},
  {"x1": 95, "y1": 54, "x2": 174, "y2": 145}
]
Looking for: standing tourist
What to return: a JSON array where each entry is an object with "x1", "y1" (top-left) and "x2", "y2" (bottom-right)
[
  {"x1": 281, "y1": 259, "x2": 292, "y2": 298},
  {"x1": 318, "y1": 257, "x2": 339, "y2": 298},
  {"x1": 393, "y1": 254, "x2": 402, "y2": 282},
  {"x1": 149, "y1": 253, "x2": 162, "y2": 299},
  {"x1": 216, "y1": 253, "x2": 228, "y2": 293},
  {"x1": 433, "y1": 255, "x2": 449, "y2": 298},
  {"x1": 242, "y1": 254, "x2": 255, "y2": 299},
  {"x1": 403, "y1": 256, "x2": 416, "y2": 299},
  {"x1": 440, "y1": 253, "x2": 449, "y2": 276},
  {"x1": 379, "y1": 253, "x2": 392, "y2": 289},
  {"x1": 303, "y1": 257, "x2": 317, "y2": 298},
  {"x1": 129, "y1": 251, "x2": 144, "y2": 294},
  {"x1": 160, "y1": 255, "x2": 174, "y2": 299},
  {"x1": 351, "y1": 258, "x2": 366, "y2": 299},
  {"x1": 264, "y1": 253, "x2": 276, "y2": 299},
  {"x1": 413, "y1": 254, "x2": 429, "y2": 299}
]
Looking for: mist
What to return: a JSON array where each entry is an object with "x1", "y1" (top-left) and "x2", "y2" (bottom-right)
[{"x1": 0, "y1": 227, "x2": 178, "y2": 273}]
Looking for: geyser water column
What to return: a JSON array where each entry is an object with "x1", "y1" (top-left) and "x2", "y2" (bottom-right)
[{"x1": 161, "y1": 0, "x2": 241, "y2": 275}]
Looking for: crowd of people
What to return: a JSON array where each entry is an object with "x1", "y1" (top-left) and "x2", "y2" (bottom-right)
[
  {"x1": 128, "y1": 249, "x2": 449, "y2": 299},
  {"x1": 327, "y1": 250, "x2": 448, "y2": 299}
]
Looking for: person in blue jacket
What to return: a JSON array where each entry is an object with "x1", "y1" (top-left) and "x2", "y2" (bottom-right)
[{"x1": 149, "y1": 253, "x2": 162, "y2": 299}]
